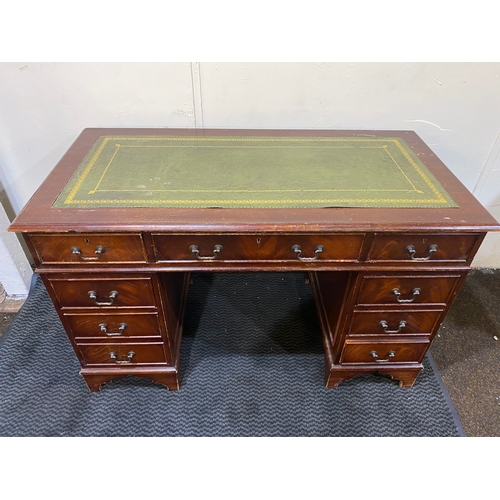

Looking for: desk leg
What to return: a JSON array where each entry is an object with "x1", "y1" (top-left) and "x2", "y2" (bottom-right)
[
  {"x1": 322, "y1": 366, "x2": 422, "y2": 389},
  {"x1": 81, "y1": 367, "x2": 182, "y2": 392}
]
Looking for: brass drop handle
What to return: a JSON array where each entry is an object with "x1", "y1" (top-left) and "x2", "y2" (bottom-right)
[
  {"x1": 370, "y1": 350, "x2": 396, "y2": 363},
  {"x1": 99, "y1": 323, "x2": 127, "y2": 336},
  {"x1": 292, "y1": 244, "x2": 324, "y2": 261},
  {"x1": 379, "y1": 320, "x2": 407, "y2": 334},
  {"x1": 71, "y1": 245, "x2": 106, "y2": 261},
  {"x1": 88, "y1": 290, "x2": 118, "y2": 306},
  {"x1": 109, "y1": 351, "x2": 135, "y2": 364},
  {"x1": 391, "y1": 287, "x2": 421, "y2": 303},
  {"x1": 405, "y1": 244, "x2": 438, "y2": 261},
  {"x1": 189, "y1": 244, "x2": 223, "y2": 260}
]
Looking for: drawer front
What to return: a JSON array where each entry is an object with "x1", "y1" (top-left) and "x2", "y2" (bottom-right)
[
  {"x1": 153, "y1": 233, "x2": 364, "y2": 262},
  {"x1": 356, "y1": 274, "x2": 462, "y2": 306},
  {"x1": 368, "y1": 233, "x2": 478, "y2": 263},
  {"x1": 340, "y1": 338, "x2": 430, "y2": 365},
  {"x1": 78, "y1": 343, "x2": 166, "y2": 365},
  {"x1": 48, "y1": 276, "x2": 156, "y2": 309},
  {"x1": 64, "y1": 312, "x2": 162, "y2": 340},
  {"x1": 30, "y1": 233, "x2": 147, "y2": 264},
  {"x1": 349, "y1": 310, "x2": 443, "y2": 336}
]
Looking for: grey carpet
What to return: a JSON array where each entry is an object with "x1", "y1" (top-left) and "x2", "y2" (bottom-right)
[
  {"x1": 0, "y1": 272, "x2": 463, "y2": 436},
  {"x1": 430, "y1": 268, "x2": 500, "y2": 436}
]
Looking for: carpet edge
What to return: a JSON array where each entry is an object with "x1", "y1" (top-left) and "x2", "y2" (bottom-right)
[{"x1": 426, "y1": 351, "x2": 466, "y2": 437}]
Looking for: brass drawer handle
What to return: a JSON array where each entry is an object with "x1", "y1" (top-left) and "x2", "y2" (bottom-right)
[
  {"x1": 99, "y1": 323, "x2": 127, "y2": 336},
  {"x1": 88, "y1": 290, "x2": 118, "y2": 306},
  {"x1": 370, "y1": 350, "x2": 396, "y2": 363},
  {"x1": 189, "y1": 244, "x2": 223, "y2": 260},
  {"x1": 405, "y1": 244, "x2": 438, "y2": 261},
  {"x1": 71, "y1": 245, "x2": 106, "y2": 261},
  {"x1": 379, "y1": 320, "x2": 407, "y2": 334},
  {"x1": 391, "y1": 287, "x2": 421, "y2": 303},
  {"x1": 109, "y1": 351, "x2": 135, "y2": 364},
  {"x1": 292, "y1": 244, "x2": 324, "y2": 261}
]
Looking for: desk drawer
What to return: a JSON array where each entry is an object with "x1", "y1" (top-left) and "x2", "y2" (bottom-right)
[
  {"x1": 64, "y1": 312, "x2": 162, "y2": 339},
  {"x1": 340, "y1": 338, "x2": 429, "y2": 365},
  {"x1": 356, "y1": 274, "x2": 462, "y2": 306},
  {"x1": 367, "y1": 233, "x2": 478, "y2": 263},
  {"x1": 153, "y1": 234, "x2": 364, "y2": 262},
  {"x1": 47, "y1": 275, "x2": 157, "y2": 309},
  {"x1": 349, "y1": 310, "x2": 443, "y2": 336},
  {"x1": 29, "y1": 233, "x2": 147, "y2": 264},
  {"x1": 78, "y1": 343, "x2": 166, "y2": 366}
]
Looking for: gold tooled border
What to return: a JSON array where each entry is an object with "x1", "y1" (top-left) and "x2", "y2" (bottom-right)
[{"x1": 61, "y1": 136, "x2": 456, "y2": 207}]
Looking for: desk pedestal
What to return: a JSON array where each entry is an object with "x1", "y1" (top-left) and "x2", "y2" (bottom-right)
[
  {"x1": 38, "y1": 261, "x2": 470, "y2": 391},
  {"x1": 40, "y1": 271, "x2": 191, "y2": 392},
  {"x1": 309, "y1": 269, "x2": 467, "y2": 388}
]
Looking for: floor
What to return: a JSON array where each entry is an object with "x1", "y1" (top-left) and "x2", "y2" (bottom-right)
[
  {"x1": 0, "y1": 268, "x2": 498, "y2": 437},
  {"x1": 429, "y1": 268, "x2": 500, "y2": 437},
  {"x1": 0, "y1": 312, "x2": 17, "y2": 338}
]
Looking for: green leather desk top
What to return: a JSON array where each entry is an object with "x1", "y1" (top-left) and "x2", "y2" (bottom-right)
[{"x1": 53, "y1": 135, "x2": 458, "y2": 209}]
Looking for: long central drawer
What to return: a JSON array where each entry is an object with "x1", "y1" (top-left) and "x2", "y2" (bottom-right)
[{"x1": 153, "y1": 233, "x2": 365, "y2": 262}]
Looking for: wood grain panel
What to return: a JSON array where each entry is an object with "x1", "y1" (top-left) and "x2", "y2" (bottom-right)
[
  {"x1": 48, "y1": 275, "x2": 156, "y2": 309},
  {"x1": 78, "y1": 343, "x2": 166, "y2": 365},
  {"x1": 153, "y1": 233, "x2": 364, "y2": 262},
  {"x1": 29, "y1": 233, "x2": 147, "y2": 264},
  {"x1": 349, "y1": 309, "x2": 443, "y2": 335},
  {"x1": 368, "y1": 233, "x2": 479, "y2": 263},
  {"x1": 356, "y1": 274, "x2": 462, "y2": 306},
  {"x1": 340, "y1": 338, "x2": 429, "y2": 364},
  {"x1": 64, "y1": 312, "x2": 162, "y2": 339}
]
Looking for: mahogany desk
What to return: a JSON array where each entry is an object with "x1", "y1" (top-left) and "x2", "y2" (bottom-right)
[{"x1": 9, "y1": 129, "x2": 500, "y2": 391}]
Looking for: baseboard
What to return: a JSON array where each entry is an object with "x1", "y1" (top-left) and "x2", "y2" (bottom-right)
[{"x1": 0, "y1": 297, "x2": 26, "y2": 313}]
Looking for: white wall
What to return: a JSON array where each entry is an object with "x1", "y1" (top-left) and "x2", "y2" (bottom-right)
[
  {"x1": 0, "y1": 203, "x2": 31, "y2": 297},
  {"x1": 0, "y1": 62, "x2": 499, "y2": 272}
]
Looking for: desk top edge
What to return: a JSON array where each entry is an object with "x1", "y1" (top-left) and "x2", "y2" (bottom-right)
[{"x1": 9, "y1": 128, "x2": 500, "y2": 233}]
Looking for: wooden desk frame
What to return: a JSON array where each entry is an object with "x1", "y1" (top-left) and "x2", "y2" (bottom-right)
[{"x1": 10, "y1": 129, "x2": 500, "y2": 391}]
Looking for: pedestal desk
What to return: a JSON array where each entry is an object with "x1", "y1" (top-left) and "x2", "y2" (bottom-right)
[{"x1": 9, "y1": 128, "x2": 499, "y2": 391}]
